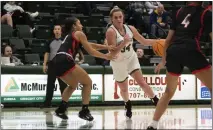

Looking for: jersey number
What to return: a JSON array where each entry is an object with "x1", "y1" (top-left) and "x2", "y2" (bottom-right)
[
  {"x1": 121, "y1": 44, "x2": 131, "y2": 53},
  {"x1": 181, "y1": 14, "x2": 191, "y2": 28}
]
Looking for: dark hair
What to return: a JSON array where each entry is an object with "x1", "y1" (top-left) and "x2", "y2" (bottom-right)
[
  {"x1": 184, "y1": 2, "x2": 203, "y2": 23},
  {"x1": 109, "y1": 6, "x2": 124, "y2": 17},
  {"x1": 50, "y1": 25, "x2": 62, "y2": 38},
  {"x1": 63, "y1": 17, "x2": 78, "y2": 35},
  {"x1": 2, "y1": 45, "x2": 12, "y2": 55},
  {"x1": 54, "y1": 24, "x2": 62, "y2": 28},
  {"x1": 187, "y1": 1, "x2": 203, "y2": 5}
]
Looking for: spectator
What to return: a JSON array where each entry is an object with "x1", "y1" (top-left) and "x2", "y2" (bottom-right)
[
  {"x1": 145, "y1": 1, "x2": 161, "y2": 14},
  {"x1": 127, "y1": 2, "x2": 148, "y2": 33},
  {"x1": 1, "y1": 13, "x2": 13, "y2": 27},
  {"x1": 41, "y1": 25, "x2": 67, "y2": 108},
  {"x1": 1, "y1": 2, "x2": 13, "y2": 27},
  {"x1": 150, "y1": 4, "x2": 169, "y2": 38},
  {"x1": 136, "y1": 48, "x2": 151, "y2": 66},
  {"x1": 1, "y1": 45, "x2": 23, "y2": 66},
  {"x1": 3, "y1": 1, "x2": 39, "y2": 32}
]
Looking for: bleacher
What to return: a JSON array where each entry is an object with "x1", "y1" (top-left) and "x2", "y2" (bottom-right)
[{"x1": 1, "y1": 1, "x2": 212, "y2": 65}]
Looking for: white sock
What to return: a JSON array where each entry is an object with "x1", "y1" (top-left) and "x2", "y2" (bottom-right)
[{"x1": 149, "y1": 120, "x2": 158, "y2": 129}]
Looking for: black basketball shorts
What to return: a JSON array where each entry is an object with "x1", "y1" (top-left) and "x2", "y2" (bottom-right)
[
  {"x1": 52, "y1": 52, "x2": 76, "y2": 77},
  {"x1": 166, "y1": 49, "x2": 211, "y2": 76}
]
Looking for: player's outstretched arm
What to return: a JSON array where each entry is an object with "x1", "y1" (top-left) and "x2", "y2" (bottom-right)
[
  {"x1": 129, "y1": 25, "x2": 156, "y2": 46},
  {"x1": 105, "y1": 28, "x2": 129, "y2": 56},
  {"x1": 75, "y1": 31, "x2": 113, "y2": 60},
  {"x1": 154, "y1": 30, "x2": 175, "y2": 74},
  {"x1": 162, "y1": 30, "x2": 175, "y2": 61},
  {"x1": 89, "y1": 43, "x2": 108, "y2": 50},
  {"x1": 89, "y1": 42, "x2": 116, "y2": 51}
]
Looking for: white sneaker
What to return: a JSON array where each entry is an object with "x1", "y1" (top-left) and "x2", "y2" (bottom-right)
[
  {"x1": 29, "y1": 11, "x2": 39, "y2": 18},
  {"x1": 1, "y1": 104, "x2": 4, "y2": 108},
  {"x1": 30, "y1": 28, "x2": 35, "y2": 33}
]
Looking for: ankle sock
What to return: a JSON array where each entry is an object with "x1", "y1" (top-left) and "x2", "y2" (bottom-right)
[{"x1": 149, "y1": 120, "x2": 158, "y2": 129}]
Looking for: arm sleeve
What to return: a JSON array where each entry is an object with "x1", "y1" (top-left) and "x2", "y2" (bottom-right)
[{"x1": 203, "y1": 11, "x2": 212, "y2": 34}]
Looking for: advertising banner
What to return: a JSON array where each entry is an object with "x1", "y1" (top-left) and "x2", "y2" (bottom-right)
[
  {"x1": 197, "y1": 79, "x2": 211, "y2": 100},
  {"x1": 104, "y1": 74, "x2": 196, "y2": 101},
  {"x1": 197, "y1": 108, "x2": 212, "y2": 129},
  {"x1": 1, "y1": 74, "x2": 103, "y2": 103}
]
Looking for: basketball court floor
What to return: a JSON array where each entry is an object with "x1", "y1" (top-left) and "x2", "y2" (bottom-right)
[{"x1": 1, "y1": 105, "x2": 212, "y2": 129}]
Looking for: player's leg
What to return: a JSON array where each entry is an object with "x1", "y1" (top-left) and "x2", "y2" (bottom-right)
[
  {"x1": 55, "y1": 65, "x2": 93, "y2": 121},
  {"x1": 129, "y1": 54, "x2": 158, "y2": 105},
  {"x1": 116, "y1": 79, "x2": 132, "y2": 119},
  {"x1": 114, "y1": 82, "x2": 120, "y2": 99},
  {"x1": 116, "y1": 79, "x2": 129, "y2": 102},
  {"x1": 54, "y1": 65, "x2": 79, "y2": 120},
  {"x1": 148, "y1": 72, "x2": 179, "y2": 130},
  {"x1": 147, "y1": 51, "x2": 183, "y2": 130},
  {"x1": 187, "y1": 50, "x2": 212, "y2": 103},
  {"x1": 194, "y1": 67, "x2": 212, "y2": 96},
  {"x1": 130, "y1": 70, "x2": 159, "y2": 105},
  {"x1": 59, "y1": 64, "x2": 94, "y2": 121},
  {"x1": 111, "y1": 61, "x2": 132, "y2": 119},
  {"x1": 194, "y1": 67, "x2": 212, "y2": 108},
  {"x1": 53, "y1": 54, "x2": 94, "y2": 121},
  {"x1": 58, "y1": 78, "x2": 67, "y2": 95}
]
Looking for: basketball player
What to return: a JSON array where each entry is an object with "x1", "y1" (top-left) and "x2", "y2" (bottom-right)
[
  {"x1": 106, "y1": 6, "x2": 159, "y2": 119},
  {"x1": 147, "y1": 2, "x2": 212, "y2": 130},
  {"x1": 53, "y1": 17, "x2": 114, "y2": 121}
]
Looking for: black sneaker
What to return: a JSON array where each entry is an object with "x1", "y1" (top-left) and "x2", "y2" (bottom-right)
[
  {"x1": 125, "y1": 100, "x2": 132, "y2": 119},
  {"x1": 147, "y1": 126, "x2": 157, "y2": 130},
  {"x1": 151, "y1": 95, "x2": 159, "y2": 106},
  {"x1": 79, "y1": 109, "x2": 94, "y2": 121},
  {"x1": 55, "y1": 106, "x2": 68, "y2": 120}
]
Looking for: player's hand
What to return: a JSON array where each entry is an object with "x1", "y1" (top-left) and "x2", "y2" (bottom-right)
[
  {"x1": 123, "y1": 34, "x2": 131, "y2": 44},
  {"x1": 43, "y1": 65, "x2": 48, "y2": 73},
  {"x1": 105, "y1": 53, "x2": 115, "y2": 60},
  {"x1": 108, "y1": 45, "x2": 116, "y2": 51},
  {"x1": 154, "y1": 60, "x2": 166, "y2": 74}
]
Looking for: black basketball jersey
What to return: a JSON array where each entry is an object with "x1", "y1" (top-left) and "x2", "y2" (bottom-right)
[
  {"x1": 169, "y1": 4, "x2": 212, "y2": 51},
  {"x1": 57, "y1": 32, "x2": 81, "y2": 59}
]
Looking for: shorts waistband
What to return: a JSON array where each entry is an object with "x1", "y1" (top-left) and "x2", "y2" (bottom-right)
[{"x1": 56, "y1": 52, "x2": 73, "y2": 59}]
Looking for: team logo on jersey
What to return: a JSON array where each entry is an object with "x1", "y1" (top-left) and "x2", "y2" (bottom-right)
[{"x1": 5, "y1": 77, "x2": 19, "y2": 92}]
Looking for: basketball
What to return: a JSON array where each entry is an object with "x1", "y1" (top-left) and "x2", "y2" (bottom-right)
[{"x1": 152, "y1": 39, "x2": 165, "y2": 57}]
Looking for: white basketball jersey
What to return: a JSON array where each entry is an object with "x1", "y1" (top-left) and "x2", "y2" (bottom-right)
[{"x1": 110, "y1": 24, "x2": 134, "y2": 61}]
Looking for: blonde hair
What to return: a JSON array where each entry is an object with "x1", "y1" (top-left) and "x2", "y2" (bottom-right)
[{"x1": 109, "y1": 6, "x2": 123, "y2": 17}]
